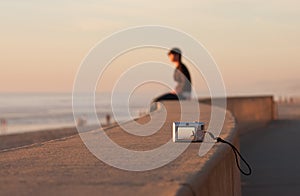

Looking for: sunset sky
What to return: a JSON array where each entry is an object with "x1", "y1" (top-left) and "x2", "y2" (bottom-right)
[{"x1": 1, "y1": 0, "x2": 299, "y2": 96}]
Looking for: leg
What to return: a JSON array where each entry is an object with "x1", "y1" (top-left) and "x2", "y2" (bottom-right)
[{"x1": 153, "y1": 93, "x2": 179, "y2": 102}]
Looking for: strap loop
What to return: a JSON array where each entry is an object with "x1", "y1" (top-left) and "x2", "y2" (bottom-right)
[{"x1": 216, "y1": 137, "x2": 252, "y2": 176}]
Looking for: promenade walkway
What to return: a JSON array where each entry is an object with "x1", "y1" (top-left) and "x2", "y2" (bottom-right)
[{"x1": 241, "y1": 103, "x2": 300, "y2": 195}]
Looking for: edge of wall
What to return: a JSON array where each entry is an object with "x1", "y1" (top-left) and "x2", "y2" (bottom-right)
[
  {"x1": 175, "y1": 96, "x2": 275, "y2": 195},
  {"x1": 199, "y1": 95, "x2": 276, "y2": 135},
  {"x1": 174, "y1": 104, "x2": 241, "y2": 196}
]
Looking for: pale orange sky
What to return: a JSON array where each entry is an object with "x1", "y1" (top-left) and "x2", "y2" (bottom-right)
[{"x1": 1, "y1": 0, "x2": 299, "y2": 96}]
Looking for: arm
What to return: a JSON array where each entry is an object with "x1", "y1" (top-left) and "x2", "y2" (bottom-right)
[{"x1": 174, "y1": 69, "x2": 186, "y2": 95}]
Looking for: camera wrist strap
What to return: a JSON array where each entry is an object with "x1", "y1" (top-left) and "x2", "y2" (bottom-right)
[
  {"x1": 204, "y1": 131, "x2": 252, "y2": 176},
  {"x1": 216, "y1": 137, "x2": 252, "y2": 176}
]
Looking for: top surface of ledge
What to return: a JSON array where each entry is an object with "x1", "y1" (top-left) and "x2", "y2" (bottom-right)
[{"x1": 0, "y1": 101, "x2": 236, "y2": 196}]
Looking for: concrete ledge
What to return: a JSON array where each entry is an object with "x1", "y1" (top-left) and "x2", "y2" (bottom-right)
[
  {"x1": 93, "y1": 101, "x2": 241, "y2": 195},
  {"x1": 0, "y1": 101, "x2": 240, "y2": 196},
  {"x1": 171, "y1": 102, "x2": 241, "y2": 196},
  {"x1": 176, "y1": 130, "x2": 240, "y2": 196},
  {"x1": 0, "y1": 127, "x2": 78, "y2": 151},
  {"x1": 200, "y1": 96, "x2": 276, "y2": 134}
]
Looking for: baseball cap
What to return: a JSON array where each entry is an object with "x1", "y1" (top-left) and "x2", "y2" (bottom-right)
[{"x1": 168, "y1": 48, "x2": 182, "y2": 55}]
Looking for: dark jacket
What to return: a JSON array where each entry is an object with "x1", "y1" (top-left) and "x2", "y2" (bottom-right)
[{"x1": 173, "y1": 63, "x2": 191, "y2": 94}]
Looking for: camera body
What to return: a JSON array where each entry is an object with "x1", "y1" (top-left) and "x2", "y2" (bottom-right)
[{"x1": 172, "y1": 122, "x2": 205, "y2": 142}]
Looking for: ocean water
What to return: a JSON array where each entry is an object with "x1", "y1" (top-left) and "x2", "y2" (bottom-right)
[{"x1": 0, "y1": 93, "x2": 150, "y2": 135}]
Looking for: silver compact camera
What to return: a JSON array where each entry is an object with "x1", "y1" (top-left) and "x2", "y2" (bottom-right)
[{"x1": 172, "y1": 122, "x2": 205, "y2": 142}]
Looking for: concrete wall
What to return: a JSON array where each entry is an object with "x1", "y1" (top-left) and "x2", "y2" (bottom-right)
[
  {"x1": 176, "y1": 125, "x2": 241, "y2": 196},
  {"x1": 0, "y1": 97, "x2": 276, "y2": 196},
  {"x1": 148, "y1": 101, "x2": 242, "y2": 196},
  {"x1": 199, "y1": 96, "x2": 276, "y2": 134},
  {"x1": 175, "y1": 96, "x2": 276, "y2": 195}
]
